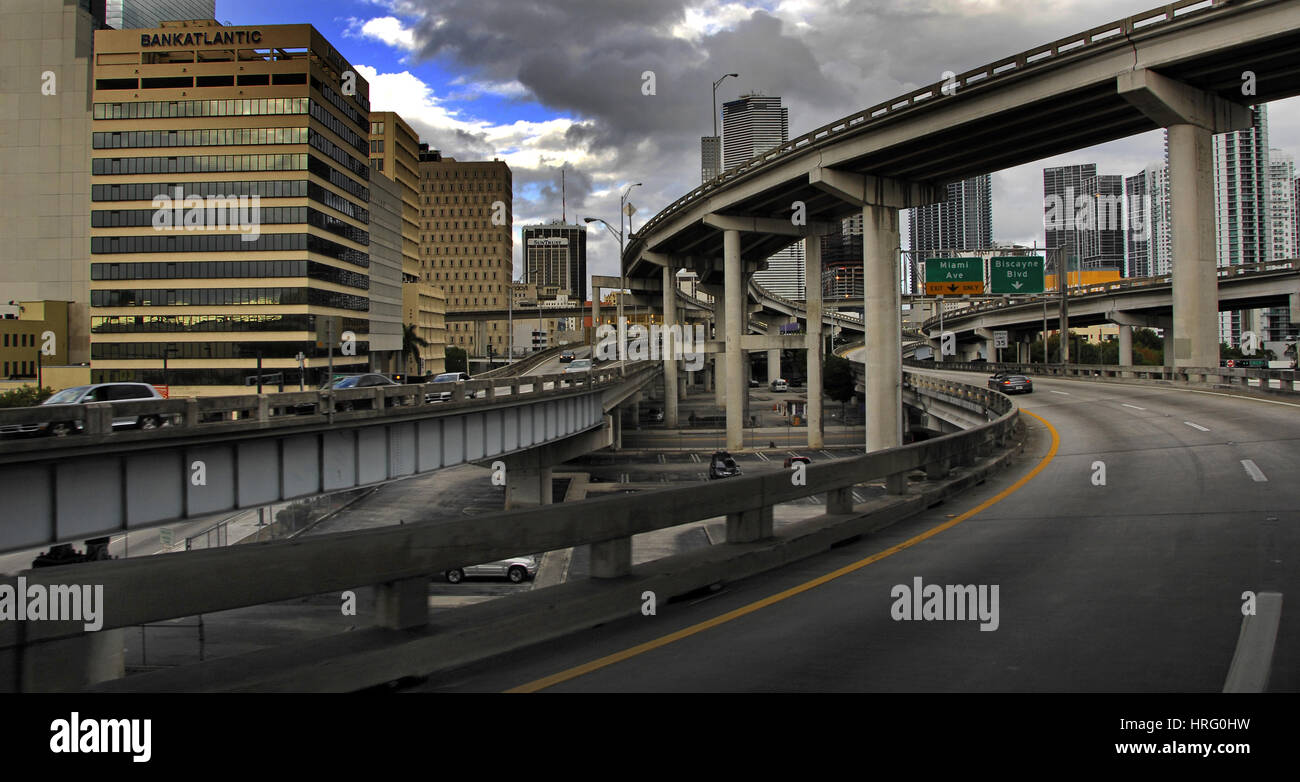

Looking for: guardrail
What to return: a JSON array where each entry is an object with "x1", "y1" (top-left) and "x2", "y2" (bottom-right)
[
  {"x1": 0, "y1": 363, "x2": 658, "y2": 454},
  {"x1": 919, "y1": 260, "x2": 1298, "y2": 330},
  {"x1": 905, "y1": 358, "x2": 1300, "y2": 395},
  {"x1": 631, "y1": 0, "x2": 1226, "y2": 246},
  {"x1": 2, "y1": 370, "x2": 1020, "y2": 691}
]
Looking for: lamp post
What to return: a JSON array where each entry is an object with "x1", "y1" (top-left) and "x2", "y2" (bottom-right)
[
  {"x1": 585, "y1": 181, "x2": 640, "y2": 375},
  {"x1": 712, "y1": 73, "x2": 739, "y2": 139}
]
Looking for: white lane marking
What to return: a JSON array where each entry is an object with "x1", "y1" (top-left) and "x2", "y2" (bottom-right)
[
  {"x1": 657, "y1": 453, "x2": 666, "y2": 464},
  {"x1": 690, "y1": 453, "x2": 701, "y2": 463},
  {"x1": 1240, "y1": 459, "x2": 1268, "y2": 482},
  {"x1": 1121, "y1": 403, "x2": 1146, "y2": 410},
  {"x1": 820, "y1": 450, "x2": 835, "y2": 460},
  {"x1": 788, "y1": 451, "x2": 801, "y2": 458},
  {"x1": 1223, "y1": 592, "x2": 1284, "y2": 693},
  {"x1": 1049, "y1": 390, "x2": 1070, "y2": 396},
  {"x1": 852, "y1": 490, "x2": 866, "y2": 503},
  {"x1": 755, "y1": 452, "x2": 770, "y2": 462},
  {"x1": 1183, "y1": 421, "x2": 1210, "y2": 432}
]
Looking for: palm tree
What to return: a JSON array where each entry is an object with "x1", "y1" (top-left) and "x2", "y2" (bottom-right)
[{"x1": 402, "y1": 324, "x2": 429, "y2": 375}]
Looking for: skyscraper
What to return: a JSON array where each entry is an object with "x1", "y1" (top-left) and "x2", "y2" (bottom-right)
[
  {"x1": 522, "y1": 222, "x2": 587, "y2": 301},
  {"x1": 721, "y1": 93, "x2": 788, "y2": 171},
  {"x1": 1264, "y1": 148, "x2": 1295, "y2": 340},
  {"x1": 908, "y1": 175, "x2": 993, "y2": 255},
  {"x1": 1215, "y1": 105, "x2": 1270, "y2": 344},
  {"x1": 1124, "y1": 162, "x2": 1171, "y2": 278},
  {"x1": 701, "y1": 136, "x2": 721, "y2": 183},
  {"x1": 1043, "y1": 164, "x2": 1096, "y2": 281},
  {"x1": 105, "y1": 0, "x2": 215, "y2": 30},
  {"x1": 1080, "y1": 173, "x2": 1125, "y2": 272},
  {"x1": 721, "y1": 94, "x2": 801, "y2": 297}
]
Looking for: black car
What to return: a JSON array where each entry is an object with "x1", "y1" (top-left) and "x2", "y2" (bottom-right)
[
  {"x1": 988, "y1": 374, "x2": 1033, "y2": 394},
  {"x1": 560, "y1": 351, "x2": 576, "y2": 363},
  {"x1": 708, "y1": 450, "x2": 742, "y2": 480}
]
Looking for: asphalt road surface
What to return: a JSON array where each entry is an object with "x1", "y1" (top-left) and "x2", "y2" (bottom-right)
[{"x1": 412, "y1": 370, "x2": 1300, "y2": 692}]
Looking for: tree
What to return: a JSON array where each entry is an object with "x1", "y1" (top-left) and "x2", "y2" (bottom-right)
[
  {"x1": 401, "y1": 324, "x2": 430, "y2": 373},
  {"x1": 446, "y1": 346, "x2": 468, "y2": 374},
  {"x1": 0, "y1": 385, "x2": 54, "y2": 409},
  {"x1": 823, "y1": 354, "x2": 856, "y2": 417}
]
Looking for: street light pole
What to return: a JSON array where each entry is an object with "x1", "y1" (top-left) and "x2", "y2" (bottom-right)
[{"x1": 712, "y1": 73, "x2": 739, "y2": 139}]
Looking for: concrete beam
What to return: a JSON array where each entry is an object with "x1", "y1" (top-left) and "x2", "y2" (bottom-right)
[
  {"x1": 703, "y1": 213, "x2": 839, "y2": 237},
  {"x1": 1117, "y1": 68, "x2": 1253, "y2": 133},
  {"x1": 1107, "y1": 309, "x2": 1171, "y2": 330},
  {"x1": 741, "y1": 334, "x2": 806, "y2": 351},
  {"x1": 808, "y1": 167, "x2": 943, "y2": 209}
]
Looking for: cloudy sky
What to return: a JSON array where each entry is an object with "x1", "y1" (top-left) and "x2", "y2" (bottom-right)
[{"x1": 221, "y1": 0, "x2": 1300, "y2": 283}]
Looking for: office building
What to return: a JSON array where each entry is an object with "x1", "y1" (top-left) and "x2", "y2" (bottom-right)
[
  {"x1": 908, "y1": 175, "x2": 993, "y2": 256},
  {"x1": 1215, "y1": 105, "x2": 1271, "y2": 344},
  {"x1": 1080, "y1": 173, "x2": 1124, "y2": 272},
  {"x1": 370, "y1": 112, "x2": 443, "y2": 373},
  {"x1": 1125, "y1": 159, "x2": 1171, "y2": 278},
  {"x1": 1043, "y1": 164, "x2": 1096, "y2": 279},
  {"x1": 721, "y1": 93, "x2": 788, "y2": 171},
  {"x1": 106, "y1": 0, "x2": 214, "y2": 30},
  {"x1": 1264, "y1": 148, "x2": 1295, "y2": 340},
  {"x1": 722, "y1": 93, "x2": 801, "y2": 297},
  {"x1": 417, "y1": 148, "x2": 513, "y2": 358},
  {"x1": 701, "y1": 136, "x2": 721, "y2": 183},
  {"x1": 821, "y1": 230, "x2": 864, "y2": 300},
  {"x1": 522, "y1": 222, "x2": 587, "y2": 302},
  {"x1": 89, "y1": 21, "x2": 373, "y2": 394}
]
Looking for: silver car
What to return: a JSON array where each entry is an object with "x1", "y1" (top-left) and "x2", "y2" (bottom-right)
[
  {"x1": 2, "y1": 382, "x2": 166, "y2": 437},
  {"x1": 563, "y1": 358, "x2": 592, "y2": 374},
  {"x1": 445, "y1": 555, "x2": 539, "y2": 584}
]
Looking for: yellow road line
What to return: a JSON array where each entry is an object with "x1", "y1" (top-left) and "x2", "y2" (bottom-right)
[{"x1": 506, "y1": 409, "x2": 1061, "y2": 693}]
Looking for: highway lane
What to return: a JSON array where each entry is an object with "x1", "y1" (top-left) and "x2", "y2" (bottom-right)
[{"x1": 412, "y1": 371, "x2": 1300, "y2": 692}]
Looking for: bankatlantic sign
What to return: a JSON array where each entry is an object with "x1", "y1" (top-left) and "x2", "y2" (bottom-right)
[{"x1": 140, "y1": 30, "x2": 263, "y2": 47}]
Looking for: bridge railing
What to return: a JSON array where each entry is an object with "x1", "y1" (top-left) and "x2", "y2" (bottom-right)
[
  {"x1": 3, "y1": 372, "x2": 1019, "y2": 689},
  {"x1": 0, "y1": 363, "x2": 656, "y2": 453},
  {"x1": 906, "y1": 358, "x2": 1300, "y2": 395},
  {"x1": 918, "y1": 260, "x2": 1298, "y2": 331},
  {"x1": 632, "y1": 0, "x2": 1225, "y2": 245}
]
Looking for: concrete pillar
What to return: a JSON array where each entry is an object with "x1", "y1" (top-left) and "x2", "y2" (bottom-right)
[
  {"x1": 713, "y1": 310, "x2": 726, "y2": 407},
  {"x1": 662, "y1": 265, "x2": 679, "y2": 427},
  {"x1": 504, "y1": 465, "x2": 553, "y2": 509},
  {"x1": 1163, "y1": 327, "x2": 1175, "y2": 368},
  {"x1": 591, "y1": 285, "x2": 600, "y2": 345},
  {"x1": 864, "y1": 204, "x2": 902, "y2": 452},
  {"x1": 16, "y1": 629, "x2": 126, "y2": 691},
  {"x1": 590, "y1": 537, "x2": 632, "y2": 578},
  {"x1": 612, "y1": 410, "x2": 623, "y2": 450},
  {"x1": 375, "y1": 577, "x2": 428, "y2": 630},
  {"x1": 726, "y1": 505, "x2": 773, "y2": 543},
  {"x1": 1118, "y1": 324, "x2": 1133, "y2": 366},
  {"x1": 805, "y1": 236, "x2": 824, "y2": 449},
  {"x1": 724, "y1": 229, "x2": 745, "y2": 451},
  {"x1": 1168, "y1": 122, "x2": 1218, "y2": 368},
  {"x1": 766, "y1": 323, "x2": 781, "y2": 384}
]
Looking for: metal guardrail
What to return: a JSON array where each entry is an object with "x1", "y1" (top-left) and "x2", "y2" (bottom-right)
[
  {"x1": 631, "y1": 0, "x2": 1226, "y2": 246},
  {"x1": 905, "y1": 358, "x2": 1300, "y2": 394},
  {"x1": 0, "y1": 363, "x2": 660, "y2": 454},
  {"x1": 2, "y1": 372, "x2": 1018, "y2": 679},
  {"x1": 919, "y1": 260, "x2": 1298, "y2": 331}
]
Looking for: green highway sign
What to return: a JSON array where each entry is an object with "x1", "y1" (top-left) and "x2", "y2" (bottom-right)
[
  {"x1": 990, "y1": 256, "x2": 1044, "y2": 294},
  {"x1": 924, "y1": 257, "x2": 984, "y2": 295}
]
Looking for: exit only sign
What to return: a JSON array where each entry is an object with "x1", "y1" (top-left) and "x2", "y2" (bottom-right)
[
  {"x1": 925, "y1": 258, "x2": 983, "y2": 295},
  {"x1": 990, "y1": 256, "x2": 1044, "y2": 294}
]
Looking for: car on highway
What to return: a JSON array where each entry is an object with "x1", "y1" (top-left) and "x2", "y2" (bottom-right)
[
  {"x1": 783, "y1": 455, "x2": 811, "y2": 468},
  {"x1": 708, "y1": 450, "x2": 743, "y2": 480},
  {"x1": 770, "y1": 378, "x2": 788, "y2": 392},
  {"x1": 1, "y1": 382, "x2": 167, "y2": 437},
  {"x1": 427, "y1": 371, "x2": 475, "y2": 401},
  {"x1": 444, "y1": 555, "x2": 539, "y2": 584},
  {"x1": 559, "y1": 350, "x2": 576, "y2": 363},
  {"x1": 989, "y1": 374, "x2": 1033, "y2": 394},
  {"x1": 564, "y1": 358, "x2": 593, "y2": 374},
  {"x1": 321, "y1": 373, "x2": 404, "y2": 411}
]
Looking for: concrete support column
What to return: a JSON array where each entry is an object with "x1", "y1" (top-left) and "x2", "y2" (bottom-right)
[
  {"x1": 766, "y1": 323, "x2": 782, "y2": 384},
  {"x1": 14, "y1": 630, "x2": 126, "y2": 691},
  {"x1": 805, "y1": 236, "x2": 824, "y2": 449},
  {"x1": 589, "y1": 537, "x2": 632, "y2": 578},
  {"x1": 1163, "y1": 327, "x2": 1176, "y2": 368},
  {"x1": 1168, "y1": 122, "x2": 1219, "y2": 368},
  {"x1": 713, "y1": 311, "x2": 726, "y2": 406},
  {"x1": 375, "y1": 577, "x2": 428, "y2": 630},
  {"x1": 591, "y1": 286, "x2": 601, "y2": 345},
  {"x1": 726, "y1": 505, "x2": 773, "y2": 543},
  {"x1": 612, "y1": 410, "x2": 623, "y2": 450},
  {"x1": 662, "y1": 265, "x2": 679, "y2": 427},
  {"x1": 724, "y1": 229, "x2": 745, "y2": 451},
  {"x1": 504, "y1": 465, "x2": 553, "y2": 509},
  {"x1": 864, "y1": 204, "x2": 902, "y2": 452},
  {"x1": 1118, "y1": 324, "x2": 1133, "y2": 366}
]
